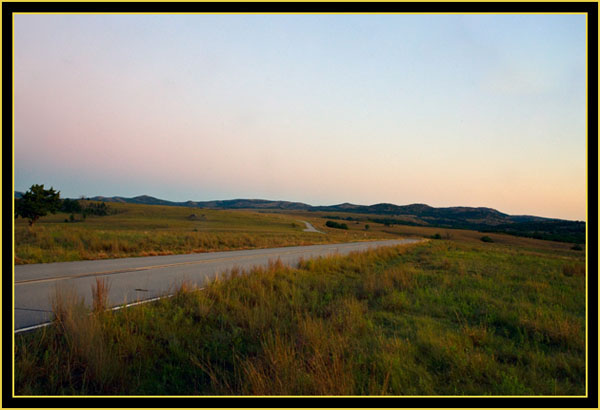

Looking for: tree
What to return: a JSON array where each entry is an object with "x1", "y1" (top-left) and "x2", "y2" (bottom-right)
[
  {"x1": 60, "y1": 198, "x2": 82, "y2": 214},
  {"x1": 15, "y1": 184, "x2": 61, "y2": 226},
  {"x1": 82, "y1": 201, "x2": 110, "y2": 217}
]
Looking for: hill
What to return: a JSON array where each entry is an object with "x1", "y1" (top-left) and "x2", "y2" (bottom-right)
[{"x1": 78, "y1": 194, "x2": 584, "y2": 244}]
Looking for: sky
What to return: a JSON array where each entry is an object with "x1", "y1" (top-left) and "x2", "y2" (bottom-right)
[{"x1": 14, "y1": 14, "x2": 587, "y2": 220}]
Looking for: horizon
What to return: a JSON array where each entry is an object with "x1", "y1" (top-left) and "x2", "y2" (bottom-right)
[
  {"x1": 14, "y1": 14, "x2": 587, "y2": 221},
  {"x1": 13, "y1": 187, "x2": 585, "y2": 221}
]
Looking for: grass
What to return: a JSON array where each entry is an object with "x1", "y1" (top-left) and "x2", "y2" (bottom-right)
[
  {"x1": 14, "y1": 203, "x2": 392, "y2": 264},
  {"x1": 15, "y1": 202, "x2": 579, "y2": 264},
  {"x1": 15, "y1": 240, "x2": 586, "y2": 395}
]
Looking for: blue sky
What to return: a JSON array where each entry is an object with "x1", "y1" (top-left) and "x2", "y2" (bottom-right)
[{"x1": 14, "y1": 13, "x2": 587, "y2": 220}]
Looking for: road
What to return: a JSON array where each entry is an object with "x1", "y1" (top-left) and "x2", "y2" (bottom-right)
[
  {"x1": 300, "y1": 220, "x2": 324, "y2": 233},
  {"x1": 14, "y1": 238, "x2": 421, "y2": 331}
]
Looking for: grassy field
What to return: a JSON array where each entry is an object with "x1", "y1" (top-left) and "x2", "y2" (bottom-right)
[
  {"x1": 14, "y1": 202, "x2": 392, "y2": 264},
  {"x1": 15, "y1": 239, "x2": 586, "y2": 395},
  {"x1": 14, "y1": 202, "x2": 580, "y2": 264},
  {"x1": 279, "y1": 210, "x2": 582, "y2": 254}
]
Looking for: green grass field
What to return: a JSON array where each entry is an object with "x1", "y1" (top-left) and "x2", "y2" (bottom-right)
[
  {"x1": 15, "y1": 239, "x2": 586, "y2": 395},
  {"x1": 14, "y1": 202, "x2": 392, "y2": 264}
]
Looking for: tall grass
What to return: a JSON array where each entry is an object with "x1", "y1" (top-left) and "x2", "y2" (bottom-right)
[
  {"x1": 91, "y1": 277, "x2": 111, "y2": 313},
  {"x1": 15, "y1": 241, "x2": 586, "y2": 395}
]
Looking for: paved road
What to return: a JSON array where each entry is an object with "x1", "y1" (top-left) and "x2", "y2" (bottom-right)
[
  {"x1": 300, "y1": 220, "x2": 324, "y2": 233},
  {"x1": 14, "y1": 239, "x2": 421, "y2": 331}
]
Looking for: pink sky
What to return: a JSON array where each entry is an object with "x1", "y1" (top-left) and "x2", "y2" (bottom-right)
[{"x1": 14, "y1": 14, "x2": 587, "y2": 220}]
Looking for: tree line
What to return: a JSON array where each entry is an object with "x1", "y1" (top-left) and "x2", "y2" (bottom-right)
[{"x1": 15, "y1": 184, "x2": 111, "y2": 226}]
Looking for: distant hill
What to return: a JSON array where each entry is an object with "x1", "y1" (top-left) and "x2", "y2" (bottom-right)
[
  {"x1": 82, "y1": 194, "x2": 585, "y2": 245},
  {"x1": 90, "y1": 196, "x2": 313, "y2": 210}
]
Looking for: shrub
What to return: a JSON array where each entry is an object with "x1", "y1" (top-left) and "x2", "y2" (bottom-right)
[
  {"x1": 571, "y1": 244, "x2": 583, "y2": 251},
  {"x1": 480, "y1": 236, "x2": 494, "y2": 243},
  {"x1": 326, "y1": 221, "x2": 348, "y2": 230},
  {"x1": 430, "y1": 233, "x2": 442, "y2": 240}
]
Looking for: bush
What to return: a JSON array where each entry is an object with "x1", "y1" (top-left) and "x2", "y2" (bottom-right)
[
  {"x1": 480, "y1": 236, "x2": 494, "y2": 243},
  {"x1": 326, "y1": 221, "x2": 348, "y2": 230},
  {"x1": 430, "y1": 233, "x2": 442, "y2": 240},
  {"x1": 571, "y1": 244, "x2": 583, "y2": 251}
]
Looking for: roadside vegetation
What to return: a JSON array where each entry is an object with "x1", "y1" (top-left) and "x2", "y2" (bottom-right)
[{"x1": 15, "y1": 240, "x2": 586, "y2": 395}]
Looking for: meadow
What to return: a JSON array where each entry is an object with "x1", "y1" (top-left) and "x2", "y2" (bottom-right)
[
  {"x1": 15, "y1": 238, "x2": 586, "y2": 395},
  {"x1": 14, "y1": 202, "x2": 579, "y2": 264},
  {"x1": 14, "y1": 202, "x2": 391, "y2": 264}
]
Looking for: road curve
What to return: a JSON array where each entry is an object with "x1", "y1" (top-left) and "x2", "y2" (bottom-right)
[
  {"x1": 300, "y1": 220, "x2": 324, "y2": 233},
  {"x1": 14, "y1": 238, "x2": 422, "y2": 331}
]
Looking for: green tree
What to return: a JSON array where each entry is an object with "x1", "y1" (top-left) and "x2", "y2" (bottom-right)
[
  {"x1": 60, "y1": 198, "x2": 82, "y2": 214},
  {"x1": 15, "y1": 184, "x2": 61, "y2": 226},
  {"x1": 82, "y1": 201, "x2": 110, "y2": 217}
]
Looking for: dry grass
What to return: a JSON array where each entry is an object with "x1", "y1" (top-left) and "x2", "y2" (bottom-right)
[
  {"x1": 15, "y1": 202, "x2": 581, "y2": 265},
  {"x1": 562, "y1": 263, "x2": 586, "y2": 277},
  {"x1": 14, "y1": 204, "x2": 393, "y2": 264},
  {"x1": 91, "y1": 277, "x2": 111, "y2": 313},
  {"x1": 50, "y1": 283, "x2": 122, "y2": 391},
  {"x1": 286, "y1": 210, "x2": 580, "y2": 255}
]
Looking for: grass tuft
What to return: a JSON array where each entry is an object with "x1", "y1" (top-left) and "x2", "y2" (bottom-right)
[{"x1": 91, "y1": 277, "x2": 111, "y2": 313}]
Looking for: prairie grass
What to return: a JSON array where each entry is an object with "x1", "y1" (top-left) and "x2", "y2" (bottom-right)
[
  {"x1": 14, "y1": 202, "x2": 580, "y2": 265},
  {"x1": 14, "y1": 204, "x2": 391, "y2": 264},
  {"x1": 286, "y1": 210, "x2": 580, "y2": 255},
  {"x1": 15, "y1": 240, "x2": 586, "y2": 395}
]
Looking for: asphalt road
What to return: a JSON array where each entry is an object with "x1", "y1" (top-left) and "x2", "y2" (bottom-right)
[
  {"x1": 14, "y1": 238, "x2": 421, "y2": 331},
  {"x1": 300, "y1": 220, "x2": 324, "y2": 233}
]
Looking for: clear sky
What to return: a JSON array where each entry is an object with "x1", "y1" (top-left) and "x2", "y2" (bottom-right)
[{"x1": 14, "y1": 13, "x2": 587, "y2": 220}]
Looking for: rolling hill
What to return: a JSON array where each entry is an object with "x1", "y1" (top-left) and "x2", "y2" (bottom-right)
[
  {"x1": 80, "y1": 194, "x2": 584, "y2": 244},
  {"x1": 14, "y1": 191, "x2": 585, "y2": 244}
]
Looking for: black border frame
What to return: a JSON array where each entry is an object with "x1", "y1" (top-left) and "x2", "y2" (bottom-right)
[{"x1": 3, "y1": 2, "x2": 598, "y2": 408}]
